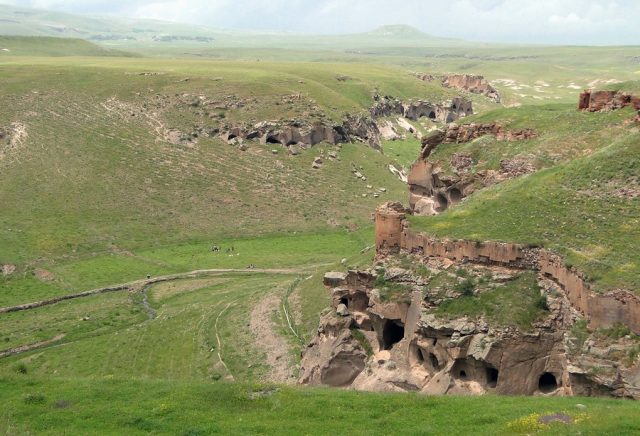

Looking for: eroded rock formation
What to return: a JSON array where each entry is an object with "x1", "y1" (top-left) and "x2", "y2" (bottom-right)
[
  {"x1": 371, "y1": 95, "x2": 473, "y2": 123},
  {"x1": 375, "y1": 203, "x2": 640, "y2": 334},
  {"x1": 442, "y1": 74, "x2": 501, "y2": 103},
  {"x1": 299, "y1": 203, "x2": 640, "y2": 398},
  {"x1": 300, "y1": 263, "x2": 639, "y2": 397},
  {"x1": 220, "y1": 95, "x2": 473, "y2": 153},
  {"x1": 408, "y1": 123, "x2": 537, "y2": 215},
  {"x1": 578, "y1": 90, "x2": 640, "y2": 112},
  {"x1": 421, "y1": 123, "x2": 536, "y2": 159}
]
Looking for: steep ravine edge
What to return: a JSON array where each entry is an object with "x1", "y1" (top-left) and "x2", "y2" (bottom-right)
[{"x1": 375, "y1": 202, "x2": 640, "y2": 334}]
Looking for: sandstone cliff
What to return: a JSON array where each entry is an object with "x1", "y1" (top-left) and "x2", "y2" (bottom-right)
[{"x1": 298, "y1": 203, "x2": 640, "y2": 398}]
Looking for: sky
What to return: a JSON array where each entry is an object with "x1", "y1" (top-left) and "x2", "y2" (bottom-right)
[{"x1": 2, "y1": 0, "x2": 639, "y2": 45}]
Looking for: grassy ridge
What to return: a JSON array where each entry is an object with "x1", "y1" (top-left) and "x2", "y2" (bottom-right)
[
  {"x1": 409, "y1": 108, "x2": 640, "y2": 293},
  {"x1": 0, "y1": 36, "x2": 132, "y2": 56}
]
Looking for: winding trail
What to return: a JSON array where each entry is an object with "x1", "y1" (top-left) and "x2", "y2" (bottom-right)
[
  {"x1": 0, "y1": 268, "x2": 300, "y2": 315},
  {"x1": 215, "y1": 300, "x2": 237, "y2": 380},
  {"x1": 251, "y1": 294, "x2": 296, "y2": 383}
]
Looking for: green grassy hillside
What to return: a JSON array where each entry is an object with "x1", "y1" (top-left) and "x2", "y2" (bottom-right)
[
  {"x1": 0, "y1": 28, "x2": 638, "y2": 433},
  {"x1": 0, "y1": 36, "x2": 132, "y2": 56},
  {"x1": 409, "y1": 102, "x2": 640, "y2": 293}
]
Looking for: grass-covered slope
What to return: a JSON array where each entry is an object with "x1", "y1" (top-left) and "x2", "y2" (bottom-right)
[
  {"x1": 1, "y1": 376, "x2": 639, "y2": 435},
  {"x1": 409, "y1": 103, "x2": 640, "y2": 293},
  {"x1": 0, "y1": 36, "x2": 132, "y2": 56},
  {"x1": 0, "y1": 57, "x2": 455, "y2": 267}
]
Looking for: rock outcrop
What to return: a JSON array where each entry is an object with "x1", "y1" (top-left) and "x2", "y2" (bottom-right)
[
  {"x1": 220, "y1": 95, "x2": 474, "y2": 153},
  {"x1": 375, "y1": 203, "x2": 640, "y2": 335},
  {"x1": 442, "y1": 74, "x2": 501, "y2": 103},
  {"x1": 301, "y1": 263, "x2": 639, "y2": 397},
  {"x1": 578, "y1": 90, "x2": 640, "y2": 112},
  {"x1": 300, "y1": 206, "x2": 640, "y2": 398},
  {"x1": 370, "y1": 95, "x2": 473, "y2": 123},
  {"x1": 408, "y1": 123, "x2": 537, "y2": 215},
  {"x1": 421, "y1": 123, "x2": 536, "y2": 159}
]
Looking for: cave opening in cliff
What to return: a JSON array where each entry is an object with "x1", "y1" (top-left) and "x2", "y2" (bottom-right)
[
  {"x1": 265, "y1": 135, "x2": 281, "y2": 144},
  {"x1": 429, "y1": 353, "x2": 440, "y2": 371},
  {"x1": 428, "y1": 111, "x2": 436, "y2": 120},
  {"x1": 448, "y1": 188, "x2": 463, "y2": 204},
  {"x1": 435, "y1": 193, "x2": 448, "y2": 212},
  {"x1": 538, "y1": 372, "x2": 558, "y2": 393},
  {"x1": 459, "y1": 370, "x2": 467, "y2": 380},
  {"x1": 382, "y1": 320, "x2": 404, "y2": 350},
  {"x1": 486, "y1": 367, "x2": 499, "y2": 388}
]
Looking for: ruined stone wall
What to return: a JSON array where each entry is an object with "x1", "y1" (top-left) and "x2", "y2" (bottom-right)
[
  {"x1": 374, "y1": 203, "x2": 640, "y2": 334},
  {"x1": 578, "y1": 90, "x2": 640, "y2": 112}
]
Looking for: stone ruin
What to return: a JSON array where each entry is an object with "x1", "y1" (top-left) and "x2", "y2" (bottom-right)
[
  {"x1": 298, "y1": 202, "x2": 640, "y2": 398},
  {"x1": 578, "y1": 89, "x2": 640, "y2": 113}
]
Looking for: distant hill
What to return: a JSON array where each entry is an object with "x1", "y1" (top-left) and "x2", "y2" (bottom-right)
[
  {"x1": 0, "y1": 4, "x2": 467, "y2": 50},
  {"x1": 0, "y1": 35, "x2": 133, "y2": 56}
]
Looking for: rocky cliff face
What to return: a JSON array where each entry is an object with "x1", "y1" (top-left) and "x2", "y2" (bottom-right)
[
  {"x1": 441, "y1": 74, "x2": 501, "y2": 103},
  {"x1": 300, "y1": 202, "x2": 640, "y2": 397},
  {"x1": 219, "y1": 95, "x2": 474, "y2": 153},
  {"x1": 300, "y1": 261, "x2": 639, "y2": 397}
]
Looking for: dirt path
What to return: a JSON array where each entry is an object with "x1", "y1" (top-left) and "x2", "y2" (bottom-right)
[
  {"x1": 215, "y1": 300, "x2": 237, "y2": 381},
  {"x1": 0, "y1": 268, "x2": 300, "y2": 314},
  {"x1": 250, "y1": 294, "x2": 295, "y2": 384}
]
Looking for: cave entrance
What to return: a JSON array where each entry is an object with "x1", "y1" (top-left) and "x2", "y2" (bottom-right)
[
  {"x1": 339, "y1": 296, "x2": 349, "y2": 307},
  {"x1": 448, "y1": 188, "x2": 463, "y2": 204},
  {"x1": 429, "y1": 353, "x2": 440, "y2": 371},
  {"x1": 435, "y1": 193, "x2": 449, "y2": 212},
  {"x1": 428, "y1": 111, "x2": 436, "y2": 120},
  {"x1": 459, "y1": 369, "x2": 467, "y2": 380},
  {"x1": 486, "y1": 367, "x2": 499, "y2": 388},
  {"x1": 265, "y1": 135, "x2": 281, "y2": 144},
  {"x1": 538, "y1": 372, "x2": 558, "y2": 393},
  {"x1": 382, "y1": 320, "x2": 404, "y2": 350}
]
